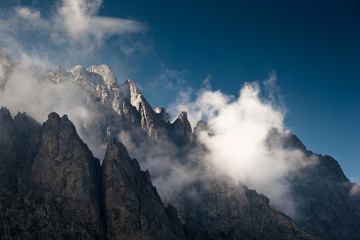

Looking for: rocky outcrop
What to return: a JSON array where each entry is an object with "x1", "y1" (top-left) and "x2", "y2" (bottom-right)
[
  {"x1": 0, "y1": 110, "x2": 185, "y2": 239},
  {"x1": 268, "y1": 130, "x2": 360, "y2": 240},
  {"x1": 169, "y1": 111, "x2": 192, "y2": 146},
  {"x1": 173, "y1": 179, "x2": 316, "y2": 240},
  {"x1": 87, "y1": 64, "x2": 119, "y2": 91},
  {"x1": 102, "y1": 139, "x2": 185, "y2": 240},
  {"x1": 30, "y1": 112, "x2": 105, "y2": 238},
  {"x1": 290, "y1": 154, "x2": 360, "y2": 240},
  {"x1": 0, "y1": 107, "x2": 40, "y2": 190}
]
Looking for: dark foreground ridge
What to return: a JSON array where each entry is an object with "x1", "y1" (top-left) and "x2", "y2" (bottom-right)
[{"x1": 0, "y1": 108, "x2": 184, "y2": 239}]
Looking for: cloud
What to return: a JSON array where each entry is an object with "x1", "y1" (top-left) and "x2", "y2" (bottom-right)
[
  {"x1": 350, "y1": 184, "x2": 360, "y2": 196},
  {"x1": 152, "y1": 64, "x2": 188, "y2": 90},
  {"x1": 351, "y1": 176, "x2": 360, "y2": 184},
  {"x1": 55, "y1": 0, "x2": 145, "y2": 44},
  {"x1": 0, "y1": 0, "x2": 146, "y2": 69},
  {"x1": 118, "y1": 130, "x2": 196, "y2": 201},
  {"x1": 170, "y1": 74, "x2": 316, "y2": 217}
]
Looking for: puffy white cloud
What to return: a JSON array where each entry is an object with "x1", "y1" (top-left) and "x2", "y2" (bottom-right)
[{"x1": 171, "y1": 74, "x2": 316, "y2": 217}]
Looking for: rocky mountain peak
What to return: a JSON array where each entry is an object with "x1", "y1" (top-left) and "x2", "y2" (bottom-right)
[
  {"x1": 69, "y1": 65, "x2": 105, "y2": 93},
  {"x1": 48, "y1": 65, "x2": 69, "y2": 83},
  {"x1": 126, "y1": 79, "x2": 144, "y2": 111},
  {"x1": 45, "y1": 112, "x2": 61, "y2": 127},
  {"x1": 0, "y1": 106, "x2": 12, "y2": 120},
  {"x1": 87, "y1": 64, "x2": 119, "y2": 90},
  {"x1": 169, "y1": 111, "x2": 192, "y2": 146},
  {"x1": 69, "y1": 64, "x2": 86, "y2": 74},
  {"x1": 176, "y1": 111, "x2": 189, "y2": 123},
  {"x1": 102, "y1": 139, "x2": 185, "y2": 239},
  {"x1": 30, "y1": 112, "x2": 105, "y2": 238}
]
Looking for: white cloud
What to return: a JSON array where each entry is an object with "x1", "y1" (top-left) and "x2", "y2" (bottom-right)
[
  {"x1": 350, "y1": 184, "x2": 360, "y2": 196},
  {"x1": 171, "y1": 74, "x2": 316, "y2": 217},
  {"x1": 56, "y1": 0, "x2": 145, "y2": 44},
  {"x1": 0, "y1": 0, "x2": 146, "y2": 69}
]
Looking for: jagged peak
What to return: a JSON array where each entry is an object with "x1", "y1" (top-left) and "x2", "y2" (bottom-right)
[
  {"x1": 120, "y1": 79, "x2": 148, "y2": 111},
  {"x1": 107, "y1": 139, "x2": 130, "y2": 157},
  {"x1": 87, "y1": 64, "x2": 118, "y2": 90},
  {"x1": 69, "y1": 65, "x2": 86, "y2": 73},
  {"x1": 45, "y1": 112, "x2": 61, "y2": 128},
  {"x1": 0, "y1": 106, "x2": 12, "y2": 119},
  {"x1": 45, "y1": 112, "x2": 73, "y2": 129},
  {"x1": 124, "y1": 79, "x2": 141, "y2": 95},
  {"x1": 126, "y1": 79, "x2": 136, "y2": 86},
  {"x1": 176, "y1": 111, "x2": 188, "y2": 123}
]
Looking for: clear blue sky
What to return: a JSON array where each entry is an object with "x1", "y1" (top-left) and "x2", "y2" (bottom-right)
[{"x1": 1, "y1": 0, "x2": 359, "y2": 182}]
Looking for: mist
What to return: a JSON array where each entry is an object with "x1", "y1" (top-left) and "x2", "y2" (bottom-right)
[{"x1": 171, "y1": 77, "x2": 317, "y2": 217}]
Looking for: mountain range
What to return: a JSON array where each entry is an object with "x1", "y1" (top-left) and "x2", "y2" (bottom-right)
[{"x1": 0, "y1": 51, "x2": 359, "y2": 239}]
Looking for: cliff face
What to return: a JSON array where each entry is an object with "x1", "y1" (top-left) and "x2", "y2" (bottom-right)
[
  {"x1": 269, "y1": 130, "x2": 360, "y2": 240},
  {"x1": 172, "y1": 179, "x2": 317, "y2": 240},
  {"x1": 102, "y1": 140, "x2": 185, "y2": 240},
  {"x1": 30, "y1": 112, "x2": 105, "y2": 238},
  {"x1": 0, "y1": 107, "x2": 40, "y2": 190},
  {"x1": 290, "y1": 154, "x2": 360, "y2": 240},
  {"x1": 0, "y1": 109, "x2": 185, "y2": 240}
]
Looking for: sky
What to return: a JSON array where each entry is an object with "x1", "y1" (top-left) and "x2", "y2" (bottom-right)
[{"x1": 0, "y1": 0, "x2": 359, "y2": 182}]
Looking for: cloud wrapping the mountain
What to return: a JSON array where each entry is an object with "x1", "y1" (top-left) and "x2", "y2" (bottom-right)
[{"x1": 171, "y1": 76, "x2": 315, "y2": 217}]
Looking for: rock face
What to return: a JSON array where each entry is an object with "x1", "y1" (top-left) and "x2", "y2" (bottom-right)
[
  {"x1": 173, "y1": 179, "x2": 316, "y2": 240},
  {"x1": 30, "y1": 112, "x2": 105, "y2": 238},
  {"x1": 269, "y1": 130, "x2": 360, "y2": 240},
  {"x1": 50, "y1": 64, "x2": 193, "y2": 149},
  {"x1": 102, "y1": 140, "x2": 185, "y2": 240},
  {"x1": 0, "y1": 110, "x2": 185, "y2": 239},
  {"x1": 291, "y1": 154, "x2": 360, "y2": 240},
  {"x1": 0, "y1": 107, "x2": 40, "y2": 190},
  {"x1": 170, "y1": 111, "x2": 192, "y2": 146}
]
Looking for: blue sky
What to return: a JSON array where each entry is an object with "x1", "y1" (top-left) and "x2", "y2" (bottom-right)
[{"x1": 0, "y1": 0, "x2": 359, "y2": 182}]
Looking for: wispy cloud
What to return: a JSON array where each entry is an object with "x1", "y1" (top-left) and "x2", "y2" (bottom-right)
[
  {"x1": 0, "y1": 0, "x2": 147, "y2": 68},
  {"x1": 152, "y1": 64, "x2": 188, "y2": 90}
]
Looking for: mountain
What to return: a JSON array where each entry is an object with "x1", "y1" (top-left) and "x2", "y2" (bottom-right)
[
  {"x1": 0, "y1": 52, "x2": 359, "y2": 239},
  {"x1": 0, "y1": 108, "x2": 184, "y2": 239}
]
